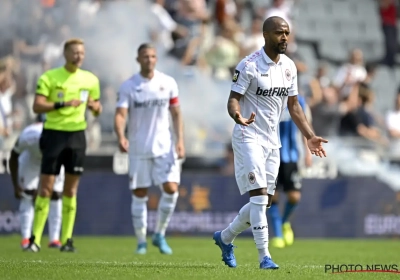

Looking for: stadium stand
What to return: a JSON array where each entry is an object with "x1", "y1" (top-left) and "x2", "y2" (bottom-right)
[{"x1": 0, "y1": 0, "x2": 400, "y2": 189}]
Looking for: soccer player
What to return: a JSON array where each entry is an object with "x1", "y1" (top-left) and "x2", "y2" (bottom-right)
[
  {"x1": 25, "y1": 38, "x2": 102, "y2": 252},
  {"x1": 9, "y1": 115, "x2": 64, "y2": 249},
  {"x1": 269, "y1": 94, "x2": 312, "y2": 249},
  {"x1": 114, "y1": 43, "x2": 184, "y2": 255},
  {"x1": 213, "y1": 16, "x2": 328, "y2": 269}
]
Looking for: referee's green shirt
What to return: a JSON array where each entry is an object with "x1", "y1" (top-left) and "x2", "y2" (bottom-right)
[{"x1": 36, "y1": 67, "x2": 100, "y2": 131}]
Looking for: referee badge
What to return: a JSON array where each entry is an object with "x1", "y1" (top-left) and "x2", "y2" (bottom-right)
[
  {"x1": 285, "y1": 69, "x2": 291, "y2": 81},
  {"x1": 57, "y1": 92, "x2": 64, "y2": 99},
  {"x1": 232, "y1": 70, "x2": 240, "y2": 82},
  {"x1": 248, "y1": 172, "x2": 256, "y2": 184},
  {"x1": 80, "y1": 89, "x2": 89, "y2": 102}
]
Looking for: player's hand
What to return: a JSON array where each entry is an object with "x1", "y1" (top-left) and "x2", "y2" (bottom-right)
[
  {"x1": 176, "y1": 140, "x2": 185, "y2": 159},
  {"x1": 118, "y1": 137, "x2": 129, "y2": 153},
  {"x1": 66, "y1": 99, "x2": 82, "y2": 108},
  {"x1": 307, "y1": 136, "x2": 328, "y2": 158},
  {"x1": 14, "y1": 187, "x2": 23, "y2": 199},
  {"x1": 233, "y1": 111, "x2": 255, "y2": 126}
]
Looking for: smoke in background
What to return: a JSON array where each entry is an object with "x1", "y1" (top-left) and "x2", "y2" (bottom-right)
[{"x1": 0, "y1": 0, "x2": 233, "y2": 156}]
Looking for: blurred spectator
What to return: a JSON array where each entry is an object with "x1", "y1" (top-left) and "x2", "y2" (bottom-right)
[
  {"x1": 386, "y1": 89, "x2": 400, "y2": 139},
  {"x1": 215, "y1": 0, "x2": 238, "y2": 28},
  {"x1": 339, "y1": 87, "x2": 387, "y2": 145},
  {"x1": 379, "y1": 0, "x2": 398, "y2": 68},
  {"x1": 205, "y1": 19, "x2": 241, "y2": 79},
  {"x1": 0, "y1": 58, "x2": 23, "y2": 150},
  {"x1": 168, "y1": 0, "x2": 208, "y2": 66},
  {"x1": 150, "y1": 0, "x2": 188, "y2": 52},
  {"x1": 42, "y1": 25, "x2": 72, "y2": 71},
  {"x1": 14, "y1": 4, "x2": 47, "y2": 95},
  {"x1": 302, "y1": 63, "x2": 330, "y2": 108},
  {"x1": 360, "y1": 62, "x2": 377, "y2": 89},
  {"x1": 311, "y1": 86, "x2": 349, "y2": 137},
  {"x1": 240, "y1": 17, "x2": 264, "y2": 56},
  {"x1": 333, "y1": 49, "x2": 367, "y2": 100},
  {"x1": 386, "y1": 89, "x2": 400, "y2": 156}
]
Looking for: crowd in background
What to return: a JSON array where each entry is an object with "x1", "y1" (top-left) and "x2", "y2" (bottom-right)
[{"x1": 0, "y1": 0, "x2": 399, "y2": 163}]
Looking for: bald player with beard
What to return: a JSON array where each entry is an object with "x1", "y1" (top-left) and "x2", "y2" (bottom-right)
[{"x1": 213, "y1": 16, "x2": 328, "y2": 269}]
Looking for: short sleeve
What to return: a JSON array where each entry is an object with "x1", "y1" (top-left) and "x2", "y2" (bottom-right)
[
  {"x1": 12, "y1": 134, "x2": 31, "y2": 154},
  {"x1": 116, "y1": 83, "x2": 130, "y2": 109},
  {"x1": 230, "y1": 62, "x2": 254, "y2": 95},
  {"x1": 288, "y1": 62, "x2": 298, "y2": 97},
  {"x1": 169, "y1": 78, "x2": 179, "y2": 107},
  {"x1": 36, "y1": 74, "x2": 51, "y2": 97},
  {"x1": 90, "y1": 76, "x2": 101, "y2": 100},
  {"x1": 386, "y1": 112, "x2": 399, "y2": 130}
]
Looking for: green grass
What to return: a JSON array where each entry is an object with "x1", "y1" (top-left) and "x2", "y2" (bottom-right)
[{"x1": 1, "y1": 235, "x2": 400, "y2": 279}]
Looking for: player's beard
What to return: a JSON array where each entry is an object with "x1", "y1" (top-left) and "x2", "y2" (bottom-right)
[{"x1": 274, "y1": 43, "x2": 287, "y2": 54}]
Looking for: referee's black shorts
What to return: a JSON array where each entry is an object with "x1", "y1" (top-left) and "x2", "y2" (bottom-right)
[
  {"x1": 276, "y1": 162, "x2": 302, "y2": 192},
  {"x1": 40, "y1": 129, "x2": 86, "y2": 175}
]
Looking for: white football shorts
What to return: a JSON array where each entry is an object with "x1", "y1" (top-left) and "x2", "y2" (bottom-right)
[
  {"x1": 128, "y1": 150, "x2": 181, "y2": 189},
  {"x1": 18, "y1": 161, "x2": 64, "y2": 193},
  {"x1": 232, "y1": 141, "x2": 280, "y2": 195}
]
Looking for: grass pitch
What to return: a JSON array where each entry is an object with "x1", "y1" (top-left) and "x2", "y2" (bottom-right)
[{"x1": 1, "y1": 235, "x2": 399, "y2": 280}]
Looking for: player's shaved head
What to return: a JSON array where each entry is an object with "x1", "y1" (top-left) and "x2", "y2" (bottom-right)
[
  {"x1": 137, "y1": 43, "x2": 155, "y2": 55},
  {"x1": 262, "y1": 16, "x2": 288, "y2": 33}
]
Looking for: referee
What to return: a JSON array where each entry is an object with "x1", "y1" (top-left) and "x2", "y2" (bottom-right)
[{"x1": 26, "y1": 38, "x2": 102, "y2": 252}]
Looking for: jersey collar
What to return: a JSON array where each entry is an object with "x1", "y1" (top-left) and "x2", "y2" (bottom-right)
[{"x1": 261, "y1": 47, "x2": 283, "y2": 66}]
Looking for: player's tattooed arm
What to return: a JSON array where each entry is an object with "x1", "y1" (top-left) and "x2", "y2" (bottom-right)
[{"x1": 227, "y1": 91, "x2": 255, "y2": 126}]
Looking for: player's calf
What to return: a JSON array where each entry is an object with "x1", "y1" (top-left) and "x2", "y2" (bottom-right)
[
  {"x1": 19, "y1": 191, "x2": 34, "y2": 248},
  {"x1": 152, "y1": 183, "x2": 178, "y2": 255},
  {"x1": 249, "y1": 194, "x2": 279, "y2": 268},
  {"x1": 48, "y1": 191, "x2": 62, "y2": 248},
  {"x1": 131, "y1": 190, "x2": 148, "y2": 253}
]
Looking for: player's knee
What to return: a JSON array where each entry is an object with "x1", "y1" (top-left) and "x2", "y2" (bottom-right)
[
  {"x1": 38, "y1": 175, "x2": 55, "y2": 197},
  {"x1": 249, "y1": 195, "x2": 269, "y2": 206},
  {"x1": 162, "y1": 182, "x2": 178, "y2": 194},
  {"x1": 287, "y1": 191, "x2": 301, "y2": 204},
  {"x1": 51, "y1": 191, "x2": 62, "y2": 201},
  {"x1": 133, "y1": 188, "x2": 148, "y2": 198}
]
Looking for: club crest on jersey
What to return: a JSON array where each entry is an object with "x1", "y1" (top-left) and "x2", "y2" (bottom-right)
[
  {"x1": 232, "y1": 70, "x2": 240, "y2": 82},
  {"x1": 285, "y1": 69, "x2": 291, "y2": 81},
  {"x1": 248, "y1": 172, "x2": 256, "y2": 184}
]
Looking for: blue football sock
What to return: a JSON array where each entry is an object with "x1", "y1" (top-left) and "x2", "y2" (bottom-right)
[
  {"x1": 269, "y1": 203, "x2": 283, "y2": 238},
  {"x1": 282, "y1": 201, "x2": 298, "y2": 224}
]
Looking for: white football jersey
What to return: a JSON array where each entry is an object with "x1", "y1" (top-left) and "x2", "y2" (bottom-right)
[
  {"x1": 116, "y1": 70, "x2": 179, "y2": 158},
  {"x1": 13, "y1": 123, "x2": 43, "y2": 163},
  {"x1": 231, "y1": 48, "x2": 298, "y2": 149}
]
